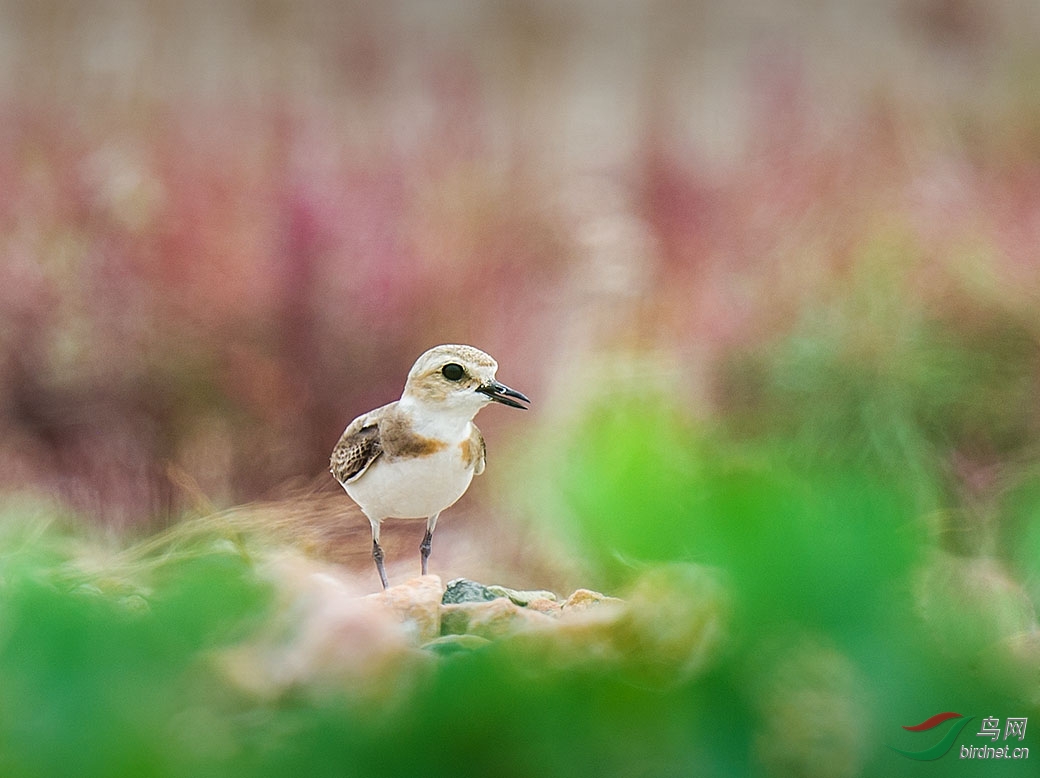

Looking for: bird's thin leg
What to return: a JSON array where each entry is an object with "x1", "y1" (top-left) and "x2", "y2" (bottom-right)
[
  {"x1": 420, "y1": 512, "x2": 440, "y2": 576},
  {"x1": 373, "y1": 540, "x2": 389, "y2": 589},
  {"x1": 370, "y1": 520, "x2": 389, "y2": 589},
  {"x1": 419, "y1": 531, "x2": 432, "y2": 575}
]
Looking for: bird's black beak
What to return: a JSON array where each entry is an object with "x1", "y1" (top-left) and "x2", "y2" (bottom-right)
[{"x1": 476, "y1": 381, "x2": 530, "y2": 410}]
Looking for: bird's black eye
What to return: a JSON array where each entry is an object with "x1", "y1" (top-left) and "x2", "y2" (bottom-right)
[{"x1": 441, "y1": 363, "x2": 465, "y2": 382}]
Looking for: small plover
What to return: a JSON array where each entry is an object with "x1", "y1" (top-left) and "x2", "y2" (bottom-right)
[{"x1": 330, "y1": 344, "x2": 529, "y2": 588}]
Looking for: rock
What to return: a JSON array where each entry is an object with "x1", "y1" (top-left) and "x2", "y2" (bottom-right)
[
  {"x1": 219, "y1": 558, "x2": 727, "y2": 701},
  {"x1": 367, "y1": 575, "x2": 444, "y2": 644},
  {"x1": 441, "y1": 598, "x2": 555, "y2": 640},
  {"x1": 442, "y1": 578, "x2": 499, "y2": 604},
  {"x1": 524, "y1": 597, "x2": 563, "y2": 616},
  {"x1": 502, "y1": 564, "x2": 728, "y2": 687},
  {"x1": 443, "y1": 579, "x2": 559, "y2": 607},
  {"x1": 561, "y1": 588, "x2": 624, "y2": 611},
  {"x1": 218, "y1": 552, "x2": 433, "y2": 703},
  {"x1": 485, "y1": 585, "x2": 558, "y2": 606},
  {"x1": 506, "y1": 588, "x2": 628, "y2": 666}
]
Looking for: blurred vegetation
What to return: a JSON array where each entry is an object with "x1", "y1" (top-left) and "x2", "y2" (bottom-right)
[
  {"x1": 2, "y1": 375, "x2": 1038, "y2": 778},
  {"x1": 535, "y1": 231, "x2": 1040, "y2": 774},
  {"x1": 2, "y1": 1, "x2": 1040, "y2": 776}
]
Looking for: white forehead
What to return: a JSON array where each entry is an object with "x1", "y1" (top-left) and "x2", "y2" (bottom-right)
[{"x1": 408, "y1": 344, "x2": 498, "y2": 379}]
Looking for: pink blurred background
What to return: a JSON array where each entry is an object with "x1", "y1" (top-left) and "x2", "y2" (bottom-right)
[{"x1": 1, "y1": 0, "x2": 1038, "y2": 540}]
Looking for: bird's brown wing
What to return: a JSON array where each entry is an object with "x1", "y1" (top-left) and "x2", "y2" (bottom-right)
[
  {"x1": 330, "y1": 404, "x2": 391, "y2": 484},
  {"x1": 469, "y1": 424, "x2": 486, "y2": 476}
]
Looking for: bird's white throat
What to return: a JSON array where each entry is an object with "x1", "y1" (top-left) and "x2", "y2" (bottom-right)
[{"x1": 397, "y1": 394, "x2": 483, "y2": 442}]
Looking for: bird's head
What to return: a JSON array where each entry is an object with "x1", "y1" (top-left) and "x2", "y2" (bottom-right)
[{"x1": 401, "y1": 344, "x2": 529, "y2": 416}]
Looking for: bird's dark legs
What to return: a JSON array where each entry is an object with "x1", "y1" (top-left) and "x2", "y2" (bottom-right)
[
  {"x1": 420, "y1": 529, "x2": 433, "y2": 576},
  {"x1": 372, "y1": 538, "x2": 389, "y2": 589},
  {"x1": 420, "y1": 512, "x2": 440, "y2": 576}
]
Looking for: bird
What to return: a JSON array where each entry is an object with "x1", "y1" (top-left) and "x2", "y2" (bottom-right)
[{"x1": 330, "y1": 344, "x2": 529, "y2": 588}]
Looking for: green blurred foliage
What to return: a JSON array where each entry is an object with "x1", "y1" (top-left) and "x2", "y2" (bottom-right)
[
  {"x1": 1, "y1": 5, "x2": 1039, "y2": 773},
  {"x1": 537, "y1": 247, "x2": 1040, "y2": 775},
  {"x1": 2, "y1": 233, "x2": 1038, "y2": 777},
  {"x1": 0, "y1": 507, "x2": 742, "y2": 778},
  {"x1": 727, "y1": 233, "x2": 1040, "y2": 479},
  {"x1": 0, "y1": 530, "x2": 269, "y2": 778},
  {"x1": 1002, "y1": 472, "x2": 1040, "y2": 605},
  {"x1": 5, "y1": 262, "x2": 1040, "y2": 778},
  {"x1": 557, "y1": 397, "x2": 923, "y2": 640},
  {"x1": 0, "y1": 503, "x2": 1034, "y2": 778}
]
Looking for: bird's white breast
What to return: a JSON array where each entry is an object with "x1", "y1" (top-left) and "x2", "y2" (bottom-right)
[{"x1": 343, "y1": 441, "x2": 475, "y2": 521}]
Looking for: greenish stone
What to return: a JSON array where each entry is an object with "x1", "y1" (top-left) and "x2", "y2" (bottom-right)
[
  {"x1": 485, "y1": 585, "x2": 558, "y2": 606},
  {"x1": 442, "y1": 578, "x2": 498, "y2": 604}
]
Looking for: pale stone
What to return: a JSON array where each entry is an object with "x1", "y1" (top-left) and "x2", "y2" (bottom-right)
[
  {"x1": 561, "y1": 588, "x2": 623, "y2": 611},
  {"x1": 524, "y1": 597, "x2": 563, "y2": 616},
  {"x1": 441, "y1": 597, "x2": 555, "y2": 640},
  {"x1": 217, "y1": 551, "x2": 433, "y2": 704},
  {"x1": 367, "y1": 575, "x2": 444, "y2": 644},
  {"x1": 503, "y1": 565, "x2": 728, "y2": 687},
  {"x1": 486, "y1": 584, "x2": 559, "y2": 606}
]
